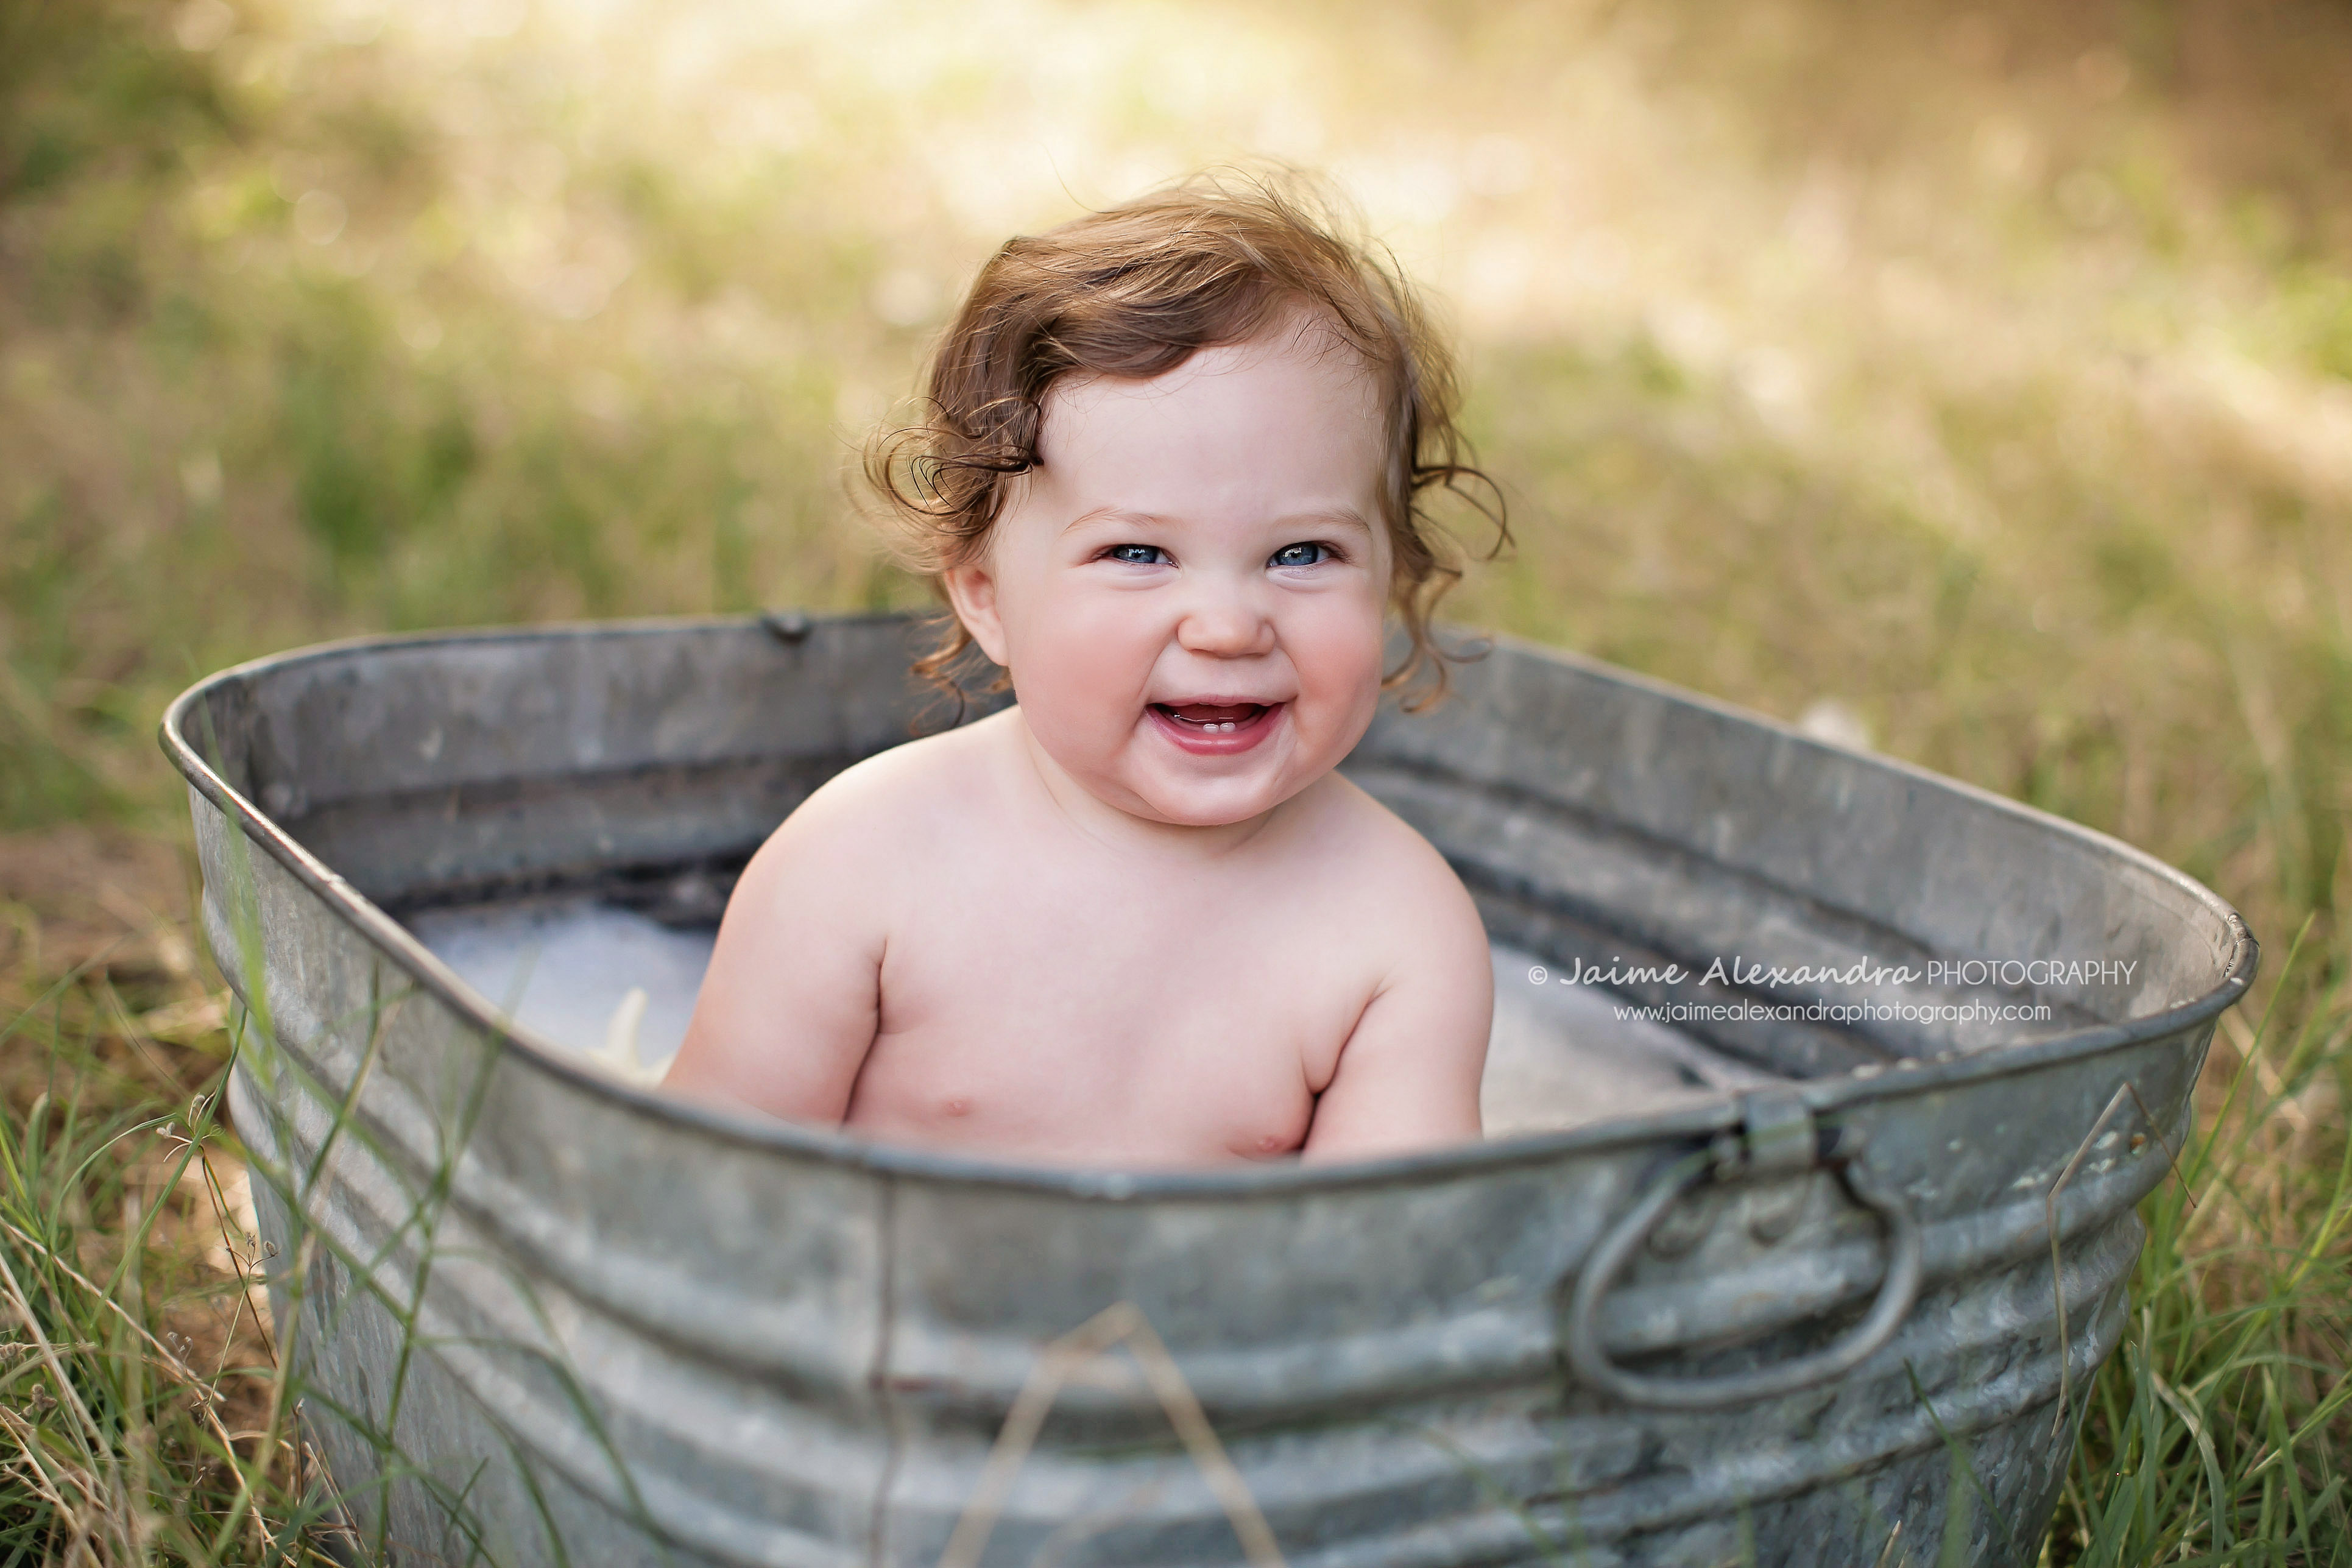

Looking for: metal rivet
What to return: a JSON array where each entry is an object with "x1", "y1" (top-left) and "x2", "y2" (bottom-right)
[{"x1": 761, "y1": 609, "x2": 813, "y2": 645}]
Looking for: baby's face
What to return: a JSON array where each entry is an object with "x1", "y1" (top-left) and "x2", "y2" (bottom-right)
[{"x1": 945, "y1": 317, "x2": 1392, "y2": 828}]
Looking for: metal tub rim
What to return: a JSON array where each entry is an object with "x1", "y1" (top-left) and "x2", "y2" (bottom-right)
[{"x1": 161, "y1": 613, "x2": 2259, "y2": 1201}]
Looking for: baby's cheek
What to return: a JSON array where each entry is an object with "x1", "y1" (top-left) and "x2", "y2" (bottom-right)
[
  {"x1": 1302, "y1": 597, "x2": 1390, "y2": 694},
  {"x1": 1016, "y1": 610, "x2": 1159, "y2": 758},
  {"x1": 1329, "y1": 613, "x2": 1394, "y2": 741}
]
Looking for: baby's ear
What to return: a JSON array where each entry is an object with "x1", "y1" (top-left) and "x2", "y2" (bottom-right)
[{"x1": 940, "y1": 560, "x2": 1011, "y2": 667}]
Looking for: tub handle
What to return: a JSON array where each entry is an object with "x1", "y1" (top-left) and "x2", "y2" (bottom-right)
[{"x1": 1564, "y1": 1094, "x2": 1924, "y2": 1409}]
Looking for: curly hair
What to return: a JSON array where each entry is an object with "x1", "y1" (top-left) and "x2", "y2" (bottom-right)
[{"x1": 864, "y1": 168, "x2": 1505, "y2": 707}]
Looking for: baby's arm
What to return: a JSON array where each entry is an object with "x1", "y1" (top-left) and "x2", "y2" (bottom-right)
[
  {"x1": 663, "y1": 781, "x2": 891, "y2": 1123},
  {"x1": 1302, "y1": 839, "x2": 1493, "y2": 1162}
]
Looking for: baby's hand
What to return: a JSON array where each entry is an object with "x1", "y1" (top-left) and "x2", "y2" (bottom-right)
[{"x1": 584, "y1": 986, "x2": 666, "y2": 1087}]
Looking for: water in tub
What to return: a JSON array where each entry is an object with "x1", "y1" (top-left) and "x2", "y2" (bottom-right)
[{"x1": 408, "y1": 897, "x2": 1770, "y2": 1137}]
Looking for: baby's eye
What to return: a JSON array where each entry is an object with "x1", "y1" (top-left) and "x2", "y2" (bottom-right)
[
  {"x1": 1268, "y1": 542, "x2": 1332, "y2": 569},
  {"x1": 1105, "y1": 543, "x2": 1168, "y2": 566}
]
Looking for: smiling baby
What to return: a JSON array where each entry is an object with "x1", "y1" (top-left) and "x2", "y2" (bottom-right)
[{"x1": 663, "y1": 175, "x2": 1499, "y2": 1167}]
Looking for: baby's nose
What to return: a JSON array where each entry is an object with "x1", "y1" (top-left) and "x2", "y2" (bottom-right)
[{"x1": 1176, "y1": 585, "x2": 1274, "y2": 655}]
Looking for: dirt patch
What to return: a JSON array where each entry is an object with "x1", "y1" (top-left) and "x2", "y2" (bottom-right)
[{"x1": 0, "y1": 824, "x2": 202, "y2": 997}]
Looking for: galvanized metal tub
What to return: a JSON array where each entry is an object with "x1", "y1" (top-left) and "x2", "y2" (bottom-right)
[{"x1": 162, "y1": 612, "x2": 2255, "y2": 1567}]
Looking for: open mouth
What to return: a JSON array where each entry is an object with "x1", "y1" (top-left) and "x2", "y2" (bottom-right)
[{"x1": 1151, "y1": 701, "x2": 1273, "y2": 734}]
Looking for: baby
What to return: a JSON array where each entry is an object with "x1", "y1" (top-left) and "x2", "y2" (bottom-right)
[{"x1": 663, "y1": 176, "x2": 1497, "y2": 1167}]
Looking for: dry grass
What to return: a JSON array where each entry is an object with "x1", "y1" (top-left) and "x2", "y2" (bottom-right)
[{"x1": 0, "y1": 829, "x2": 329, "y2": 1564}]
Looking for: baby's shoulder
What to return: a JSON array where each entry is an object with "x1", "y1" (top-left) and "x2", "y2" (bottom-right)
[
  {"x1": 1268, "y1": 777, "x2": 1488, "y2": 1015},
  {"x1": 1287, "y1": 774, "x2": 1477, "y2": 919},
  {"x1": 810, "y1": 712, "x2": 1000, "y2": 810},
  {"x1": 748, "y1": 712, "x2": 1009, "y2": 877}
]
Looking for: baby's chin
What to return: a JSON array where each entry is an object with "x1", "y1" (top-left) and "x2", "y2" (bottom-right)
[
  {"x1": 1101, "y1": 760, "x2": 1318, "y2": 830},
  {"x1": 1125, "y1": 796, "x2": 1283, "y2": 830}
]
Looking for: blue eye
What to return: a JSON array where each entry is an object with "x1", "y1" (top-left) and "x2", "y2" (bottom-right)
[
  {"x1": 1270, "y1": 542, "x2": 1329, "y2": 568},
  {"x1": 1107, "y1": 543, "x2": 1167, "y2": 565}
]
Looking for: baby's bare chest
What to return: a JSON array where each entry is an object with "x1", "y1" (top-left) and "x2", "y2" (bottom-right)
[{"x1": 846, "y1": 866, "x2": 1384, "y2": 1162}]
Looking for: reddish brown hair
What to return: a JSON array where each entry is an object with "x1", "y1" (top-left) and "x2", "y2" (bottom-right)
[{"x1": 866, "y1": 169, "x2": 1505, "y2": 705}]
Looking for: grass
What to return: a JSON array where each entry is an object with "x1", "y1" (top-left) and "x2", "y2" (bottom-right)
[
  {"x1": 2048, "y1": 935, "x2": 2352, "y2": 1563},
  {"x1": 0, "y1": 961, "x2": 313, "y2": 1563},
  {"x1": 4, "y1": 0, "x2": 2351, "y2": 1559}
]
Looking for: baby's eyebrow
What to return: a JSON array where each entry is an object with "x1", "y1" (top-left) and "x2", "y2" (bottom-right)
[
  {"x1": 1061, "y1": 506, "x2": 1376, "y2": 536},
  {"x1": 1284, "y1": 509, "x2": 1377, "y2": 537},
  {"x1": 1061, "y1": 506, "x2": 1170, "y2": 535}
]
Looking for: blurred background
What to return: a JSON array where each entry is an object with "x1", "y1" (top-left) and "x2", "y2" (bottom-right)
[
  {"x1": 5, "y1": 4, "x2": 2352, "y2": 1555},
  {"x1": 5, "y1": 0, "x2": 2351, "y2": 1031}
]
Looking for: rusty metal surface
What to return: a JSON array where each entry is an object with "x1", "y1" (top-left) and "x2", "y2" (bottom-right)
[{"x1": 164, "y1": 613, "x2": 2256, "y2": 1567}]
